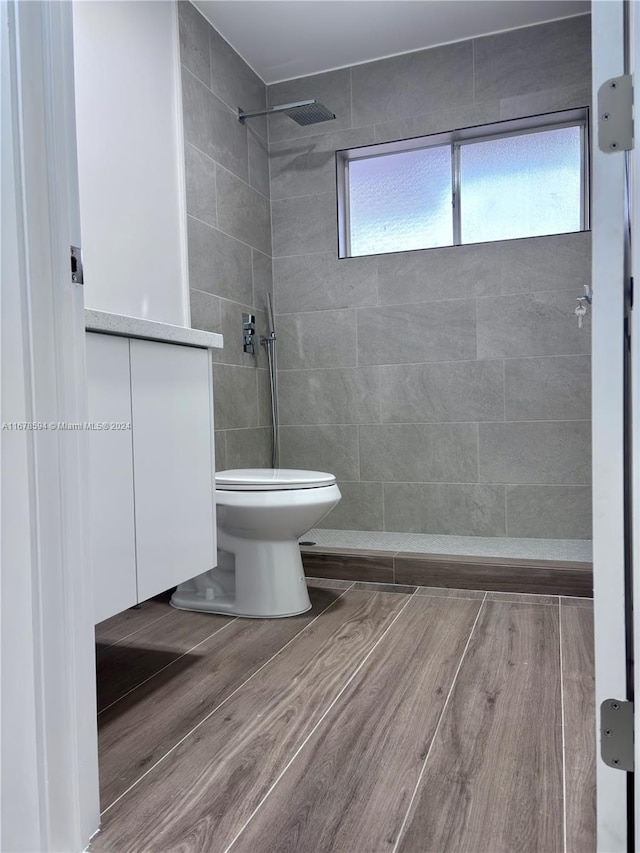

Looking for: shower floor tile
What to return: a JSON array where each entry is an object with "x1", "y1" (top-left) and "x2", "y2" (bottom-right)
[
  {"x1": 92, "y1": 580, "x2": 595, "y2": 853},
  {"x1": 303, "y1": 527, "x2": 593, "y2": 562}
]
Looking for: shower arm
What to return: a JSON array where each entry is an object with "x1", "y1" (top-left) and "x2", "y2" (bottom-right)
[{"x1": 238, "y1": 100, "x2": 318, "y2": 123}]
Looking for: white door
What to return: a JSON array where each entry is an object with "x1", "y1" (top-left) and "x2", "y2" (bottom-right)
[
  {"x1": 1, "y1": 1, "x2": 100, "y2": 849},
  {"x1": 591, "y1": 1, "x2": 634, "y2": 850}
]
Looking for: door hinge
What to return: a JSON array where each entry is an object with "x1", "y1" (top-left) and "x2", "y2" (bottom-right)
[
  {"x1": 598, "y1": 75, "x2": 633, "y2": 153},
  {"x1": 601, "y1": 699, "x2": 634, "y2": 771},
  {"x1": 70, "y1": 245, "x2": 83, "y2": 285}
]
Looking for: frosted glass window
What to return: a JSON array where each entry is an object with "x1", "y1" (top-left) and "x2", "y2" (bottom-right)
[
  {"x1": 459, "y1": 127, "x2": 582, "y2": 244},
  {"x1": 348, "y1": 146, "x2": 453, "y2": 256},
  {"x1": 338, "y1": 112, "x2": 587, "y2": 258}
]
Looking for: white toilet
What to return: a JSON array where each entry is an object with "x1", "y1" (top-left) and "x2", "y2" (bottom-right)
[{"x1": 170, "y1": 469, "x2": 341, "y2": 618}]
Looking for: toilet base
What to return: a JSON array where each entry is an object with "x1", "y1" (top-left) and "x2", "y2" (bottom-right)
[
  {"x1": 170, "y1": 597, "x2": 312, "y2": 619},
  {"x1": 170, "y1": 538, "x2": 312, "y2": 618}
]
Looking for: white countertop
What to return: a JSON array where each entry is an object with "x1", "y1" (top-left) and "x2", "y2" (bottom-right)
[{"x1": 85, "y1": 309, "x2": 223, "y2": 349}]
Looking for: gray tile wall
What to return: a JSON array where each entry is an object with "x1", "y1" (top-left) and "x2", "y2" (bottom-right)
[
  {"x1": 179, "y1": 1, "x2": 272, "y2": 469},
  {"x1": 268, "y1": 15, "x2": 593, "y2": 539}
]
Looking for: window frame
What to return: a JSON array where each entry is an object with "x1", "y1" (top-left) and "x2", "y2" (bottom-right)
[{"x1": 336, "y1": 107, "x2": 590, "y2": 259}]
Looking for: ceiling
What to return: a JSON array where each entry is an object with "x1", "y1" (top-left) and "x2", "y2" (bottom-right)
[{"x1": 192, "y1": 0, "x2": 590, "y2": 84}]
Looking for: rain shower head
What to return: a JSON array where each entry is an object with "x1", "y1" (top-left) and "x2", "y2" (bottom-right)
[
  {"x1": 282, "y1": 101, "x2": 336, "y2": 125},
  {"x1": 238, "y1": 99, "x2": 336, "y2": 126}
]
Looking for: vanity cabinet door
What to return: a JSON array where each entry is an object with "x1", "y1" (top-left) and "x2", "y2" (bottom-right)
[
  {"x1": 86, "y1": 333, "x2": 138, "y2": 623},
  {"x1": 129, "y1": 339, "x2": 215, "y2": 601}
]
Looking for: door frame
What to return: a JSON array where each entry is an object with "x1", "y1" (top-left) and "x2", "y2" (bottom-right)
[
  {"x1": 1, "y1": 1, "x2": 99, "y2": 849},
  {"x1": 631, "y1": 0, "x2": 640, "y2": 842},
  {"x1": 591, "y1": 1, "x2": 634, "y2": 850}
]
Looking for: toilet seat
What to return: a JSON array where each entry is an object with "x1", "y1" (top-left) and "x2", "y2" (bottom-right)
[{"x1": 216, "y1": 468, "x2": 336, "y2": 491}]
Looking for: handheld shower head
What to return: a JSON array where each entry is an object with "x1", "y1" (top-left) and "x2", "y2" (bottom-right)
[
  {"x1": 238, "y1": 99, "x2": 336, "y2": 126},
  {"x1": 266, "y1": 292, "x2": 276, "y2": 337}
]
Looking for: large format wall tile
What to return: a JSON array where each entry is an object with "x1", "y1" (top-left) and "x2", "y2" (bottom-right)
[
  {"x1": 278, "y1": 367, "x2": 380, "y2": 425},
  {"x1": 279, "y1": 425, "x2": 360, "y2": 480},
  {"x1": 185, "y1": 143, "x2": 217, "y2": 227},
  {"x1": 276, "y1": 309, "x2": 357, "y2": 370},
  {"x1": 351, "y1": 41, "x2": 473, "y2": 128},
  {"x1": 505, "y1": 355, "x2": 591, "y2": 421},
  {"x1": 214, "y1": 429, "x2": 227, "y2": 471},
  {"x1": 500, "y1": 232, "x2": 591, "y2": 294},
  {"x1": 272, "y1": 193, "x2": 337, "y2": 257},
  {"x1": 178, "y1": 1, "x2": 210, "y2": 89},
  {"x1": 212, "y1": 365, "x2": 259, "y2": 430},
  {"x1": 189, "y1": 288, "x2": 221, "y2": 334},
  {"x1": 477, "y1": 291, "x2": 590, "y2": 359},
  {"x1": 266, "y1": 68, "x2": 352, "y2": 143},
  {"x1": 270, "y1": 128, "x2": 375, "y2": 201},
  {"x1": 377, "y1": 243, "x2": 501, "y2": 305},
  {"x1": 359, "y1": 424, "x2": 478, "y2": 483},
  {"x1": 383, "y1": 483, "x2": 506, "y2": 537},
  {"x1": 506, "y1": 485, "x2": 592, "y2": 539},
  {"x1": 316, "y1": 481, "x2": 384, "y2": 531},
  {"x1": 500, "y1": 83, "x2": 592, "y2": 121},
  {"x1": 182, "y1": 69, "x2": 249, "y2": 183},
  {"x1": 248, "y1": 130, "x2": 270, "y2": 198},
  {"x1": 181, "y1": 12, "x2": 272, "y2": 483},
  {"x1": 357, "y1": 301, "x2": 476, "y2": 365},
  {"x1": 252, "y1": 250, "x2": 274, "y2": 316},
  {"x1": 479, "y1": 421, "x2": 591, "y2": 485},
  {"x1": 474, "y1": 16, "x2": 591, "y2": 101},
  {"x1": 373, "y1": 101, "x2": 501, "y2": 144},
  {"x1": 186, "y1": 217, "x2": 253, "y2": 304},
  {"x1": 225, "y1": 427, "x2": 271, "y2": 469},
  {"x1": 216, "y1": 167, "x2": 271, "y2": 255},
  {"x1": 379, "y1": 360, "x2": 504, "y2": 424},
  {"x1": 257, "y1": 368, "x2": 272, "y2": 427},
  {"x1": 209, "y1": 24, "x2": 265, "y2": 130},
  {"x1": 274, "y1": 253, "x2": 377, "y2": 312}
]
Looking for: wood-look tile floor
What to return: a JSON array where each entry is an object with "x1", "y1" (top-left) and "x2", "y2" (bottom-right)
[{"x1": 92, "y1": 580, "x2": 595, "y2": 853}]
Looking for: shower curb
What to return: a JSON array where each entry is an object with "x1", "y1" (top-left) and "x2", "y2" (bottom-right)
[{"x1": 300, "y1": 546, "x2": 593, "y2": 598}]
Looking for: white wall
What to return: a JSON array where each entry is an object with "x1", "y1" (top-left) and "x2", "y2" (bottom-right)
[{"x1": 73, "y1": 1, "x2": 189, "y2": 325}]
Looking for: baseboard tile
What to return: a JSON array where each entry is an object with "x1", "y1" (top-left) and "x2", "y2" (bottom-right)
[{"x1": 301, "y1": 548, "x2": 593, "y2": 598}]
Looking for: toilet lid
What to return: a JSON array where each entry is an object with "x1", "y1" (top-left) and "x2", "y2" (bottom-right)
[{"x1": 215, "y1": 468, "x2": 336, "y2": 491}]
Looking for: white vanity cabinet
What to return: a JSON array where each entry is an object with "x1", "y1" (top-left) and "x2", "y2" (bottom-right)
[
  {"x1": 87, "y1": 331, "x2": 217, "y2": 624},
  {"x1": 86, "y1": 333, "x2": 137, "y2": 623}
]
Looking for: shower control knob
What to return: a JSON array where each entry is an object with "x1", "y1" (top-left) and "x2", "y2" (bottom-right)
[{"x1": 242, "y1": 313, "x2": 256, "y2": 354}]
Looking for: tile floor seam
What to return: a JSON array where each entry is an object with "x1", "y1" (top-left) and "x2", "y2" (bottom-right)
[
  {"x1": 96, "y1": 609, "x2": 175, "y2": 653},
  {"x1": 221, "y1": 592, "x2": 416, "y2": 853},
  {"x1": 97, "y1": 617, "x2": 238, "y2": 716},
  {"x1": 484, "y1": 594, "x2": 560, "y2": 607},
  {"x1": 391, "y1": 591, "x2": 488, "y2": 853},
  {"x1": 415, "y1": 591, "x2": 486, "y2": 602},
  {"x1": 100, "y1": 584, "x2": 353, "y2": 816},
  {"x1": 559, "y1": 597, "x2": 568, "y2": 853}
]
